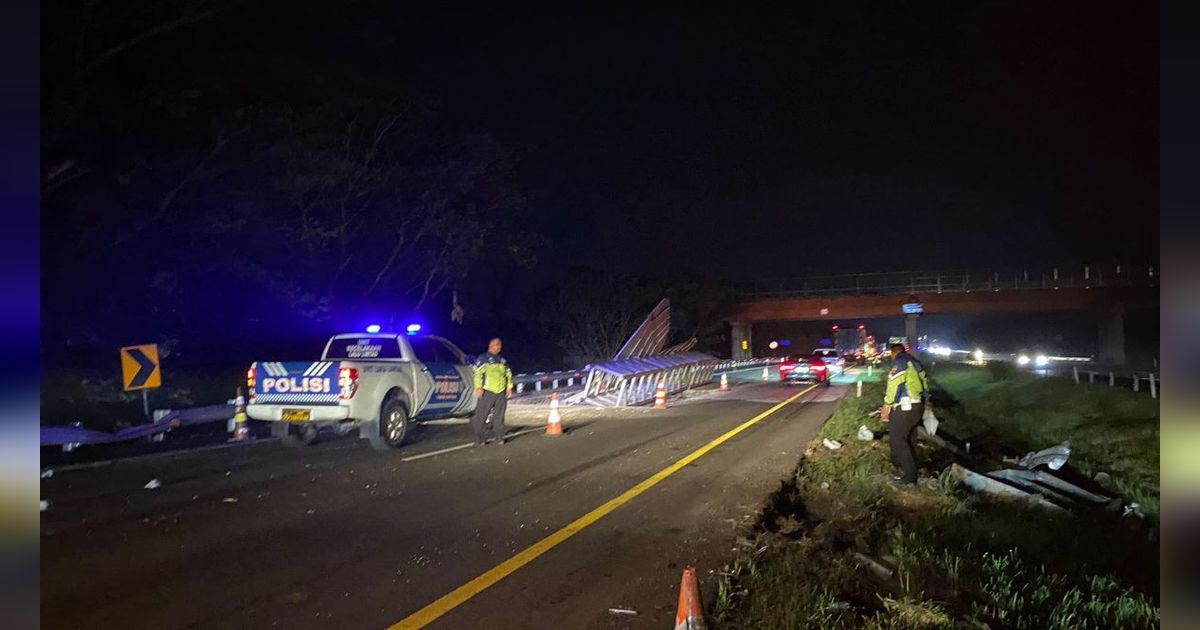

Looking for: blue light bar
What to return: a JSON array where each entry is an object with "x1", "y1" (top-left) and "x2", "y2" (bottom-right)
[
  {"x1": 366, "y1": 324, "x2": 381, "y2": 333},
  {"x1": 405, "y1": 323, "x2": 422, "y2": 335}
]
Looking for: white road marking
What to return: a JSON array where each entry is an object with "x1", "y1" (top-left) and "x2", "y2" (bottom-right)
[{"x1": 399, "y1": 427, "x2": 546, "y2": 462}]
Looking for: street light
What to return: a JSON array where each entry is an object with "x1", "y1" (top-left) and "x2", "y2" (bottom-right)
[
  {"x1": 768, "y1": 341, "x2": 779, "y2": 350},
  {"x1": 973, "y1": 349, "x2": 984, "y2": 362}
]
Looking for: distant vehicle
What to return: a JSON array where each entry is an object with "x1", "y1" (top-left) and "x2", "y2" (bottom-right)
[
  {"x1": 779, "y1": 354, "x2": 833, "y2": 386},
  {"x1": 834, "y1": 327, "x2": 863, "y2": 363},
  {"x1": 812, "y1": 348, "x2": 845, "y2": 375},
  {"x1": 246, "y1": 330, "x2": 476, "y2": 449}
]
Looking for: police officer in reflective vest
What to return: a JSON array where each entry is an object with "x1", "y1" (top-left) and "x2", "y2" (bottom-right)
[
  {"x1": 472, "y1": 337, "x2": 514, "y2": 445},
  {"x1": 881, "y1": 343, "x2": 929, "y2": 485}
]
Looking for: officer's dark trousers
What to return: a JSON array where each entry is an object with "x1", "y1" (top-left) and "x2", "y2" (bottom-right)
[
  {"x1": 888, "y1": 402, "x2": 924, "y2": 484},
  {"x1": 472, "y1": 391, "x2": 507, "y2": 443}
]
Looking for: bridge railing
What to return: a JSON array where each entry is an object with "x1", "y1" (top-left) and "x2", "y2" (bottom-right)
[{"x1": 741, "y1": 263, "x2": 1157, "y2": 298}]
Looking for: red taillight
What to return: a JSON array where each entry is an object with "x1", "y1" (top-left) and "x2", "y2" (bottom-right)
[
  {"x1": 246, "y1": 365, "x2": 256, "y2": 399},
  {"x1": 338, "y1": 367, "x2": 359, "y2": 400}
]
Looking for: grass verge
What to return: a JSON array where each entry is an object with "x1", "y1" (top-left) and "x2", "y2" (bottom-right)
[{"x1": 712, "y1": 365, "x2": 1159, "y2": 629}]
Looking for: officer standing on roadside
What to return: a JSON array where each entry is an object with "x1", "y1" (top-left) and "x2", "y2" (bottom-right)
[
  {"x1": 880, "y1": 343, "x2": 929, "y2": 486},
  {"x1": 472, "y1": 337, "x2": 514, "y2": 446}
]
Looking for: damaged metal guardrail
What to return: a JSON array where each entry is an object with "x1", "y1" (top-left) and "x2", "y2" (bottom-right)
[
  {"x1": 512, "y1": 369, "x2": 588, "y2": 396},
  {"x1": 565, "y1": 352, "x2": 719, "y2": 407}
]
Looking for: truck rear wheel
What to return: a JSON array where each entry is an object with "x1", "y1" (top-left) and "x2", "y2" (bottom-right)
[{"x1": 369, "y1": 397, "x2": 409, "y2": 450}]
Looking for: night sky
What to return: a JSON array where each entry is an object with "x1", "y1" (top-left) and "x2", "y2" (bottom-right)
[
  {"x1": 40, "y1": 1, "x2": 1159, "y2": 371},
  {"x1": 355, "y1": 2, "x2": 1159, "y2": 278}
]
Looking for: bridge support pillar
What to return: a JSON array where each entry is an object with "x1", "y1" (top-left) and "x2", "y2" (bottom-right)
[
  {"x1": 731, "y1": 322, "x2": 753, "y2": 360},
  {"x1": 905, "y1": 314, "x2": 919, "y2": 350},
  {"x1": 1098, "y1": 306, "x2": 1126, "y2": 367}
]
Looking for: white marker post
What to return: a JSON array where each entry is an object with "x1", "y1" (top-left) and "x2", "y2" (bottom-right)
[
  {"x1": 1149, "y1": 373, "x2": 1157, "y2": 399},
  {"x1": 856, "y1": 380, "x2": 863, "y2": 398}
]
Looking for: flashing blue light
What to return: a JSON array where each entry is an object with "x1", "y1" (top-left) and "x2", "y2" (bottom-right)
[
  {"x1": 780, "y1": 339, "x2": 792, "y2": 347},
  {"x1": 366, "y1": 324, "x2": 381, "y2": 334},
  {"x1": 405, "y1": 323, "x2": 422, "y2": 335}
]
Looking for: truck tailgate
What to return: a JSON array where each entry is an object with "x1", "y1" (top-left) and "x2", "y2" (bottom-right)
[{"x1": 251, "y1": 361, "x2": 342, "y2": 405}]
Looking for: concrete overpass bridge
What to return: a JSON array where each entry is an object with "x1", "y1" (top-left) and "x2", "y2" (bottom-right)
[{"x1": 728, "y1": 264, "x2": 1158, "y2": 366}]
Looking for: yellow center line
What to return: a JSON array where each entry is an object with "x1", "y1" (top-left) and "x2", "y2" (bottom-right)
[{"x1": 388, "y1": 382, "x2": 819, "y2": 629}]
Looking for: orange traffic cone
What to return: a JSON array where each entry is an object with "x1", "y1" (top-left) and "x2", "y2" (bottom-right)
[
  {"x1": 674, "y1": 566, "x2": 707, "y2": 630},
  {"x1": 719, "y1": 372, "x2": 729, "y2": 391},
  {"x1": 546, "y1": 392, "x2": 563, "y2": 436},
  {"x1": 655, "y1": 382, "x2": 668, "y2": 409}
]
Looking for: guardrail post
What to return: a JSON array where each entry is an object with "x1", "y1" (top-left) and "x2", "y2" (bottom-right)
[
  {"x1": 936, "y1": 274, "x2": 942, "y2": 293},
  {"x1": 1108, "y1": 371, "x2": 1114, "y2": 387},
  {"x1": 1072, "y1": 366, "x2": 1079, "y2": 385},
  {"x1": 1088, "y1": 371, "x2": 1094, "y2": 384},
  {"x1": 535, "y1": 381, "x2": 543, "y2": 392},
  {"x1": 1133, "y1": 374, "x2": 1139, "y2": 392},
  {"x1": 553, "y1": 379, "x2": 559, "y2": 389},
  {"x1": 517, "y1": 383, "x2": 525, "y2": 394},
  {"x1": 1149, "y1": 373, "x2": 1157, "y2": 399},
  {"x1": 617, "y1": 379, "x2": 627, "y2": 406}
]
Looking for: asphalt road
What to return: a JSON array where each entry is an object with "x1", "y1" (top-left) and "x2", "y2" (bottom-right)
[{"x1": 41, "y1": 378, "x2": 845, "y2": 629}]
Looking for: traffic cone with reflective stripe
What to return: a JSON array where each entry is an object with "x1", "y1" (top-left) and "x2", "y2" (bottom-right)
[
  {"x1": 545, "y1": 392, "x2": 563, "y2": 436},
  {"x1": 232, "y1": 387, "x2": 249, "y2": 442},
  {"x1": 719, "y1": 373, "x2": 729, "y2": 391},
  {"x1": 674, "y1": 566, "x2": 707, "y2": 630},
  {"x1": 655, "y1": 382, "x2": 668, "y2": 409}
]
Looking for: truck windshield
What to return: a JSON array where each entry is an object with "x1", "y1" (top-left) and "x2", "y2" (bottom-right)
[{"x1": 324, "y1": 337, "x2": 403, "y2": 359}]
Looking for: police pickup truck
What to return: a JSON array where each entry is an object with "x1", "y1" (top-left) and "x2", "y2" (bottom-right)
[{"x1": 245, "y1": 331, "x2": 477, "y2": 449}]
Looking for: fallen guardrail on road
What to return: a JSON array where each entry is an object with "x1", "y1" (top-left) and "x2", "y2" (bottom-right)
[{"x1": 40, "y1": 403, "x2": 237, "y2": 449}]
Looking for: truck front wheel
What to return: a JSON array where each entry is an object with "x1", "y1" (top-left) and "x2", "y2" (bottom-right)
[{"x1": 369, "y1": 397, "x2": 410, "y2": 450}]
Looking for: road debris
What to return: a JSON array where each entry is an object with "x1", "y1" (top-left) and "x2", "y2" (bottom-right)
[
  {"x1": 852, "y1": 552, "x2": 895, "y2": 579},
  {"x1": 144, "y1": 479, "x2": 162, "y2": 490},
  {"x1": 608, "y1": 608, "x2": 638, "y2": 616},
  {"x1": 222, "y1": 497, "x2": 238, "y2": 503},
  {"x1": 1123, "y1": 503, "x2": 1145, "y2": 519},
  {"x1": 949, "y1": 463, "x2": 1067, "y2": 513},
  {"x1": 40, "y1": 500, "x2": 50, "y2": 512},
  {"x1": 1093, "y1": 471, "x2": 1113, "y2": 488},
  {"x1": 41, "y1": 469, "x2": 54, "y2": 479},
  {"x1": 856, "y1": 425, "x2": 874, "y2": 441},
  {"x1": 822, "y1": 438, "x2": 843, "y2": 450},
  {"x1": 1017, "y1": 441, "x2": 1071, "y2": 471}
]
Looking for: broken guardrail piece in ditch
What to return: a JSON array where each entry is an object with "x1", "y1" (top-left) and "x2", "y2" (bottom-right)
[
  {"x1": 986, "y1": 469, "x2": 1119, "y2": 509},
  {"x1": 1017, "y1": 441, "x2": 1071, "y2": 471},
  {"x1": 949, "y1": 463, "x2": 1069, "y2": 513},
  {"x1": 851, "y1": 552, "x2": 895, "y2": 580}
]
